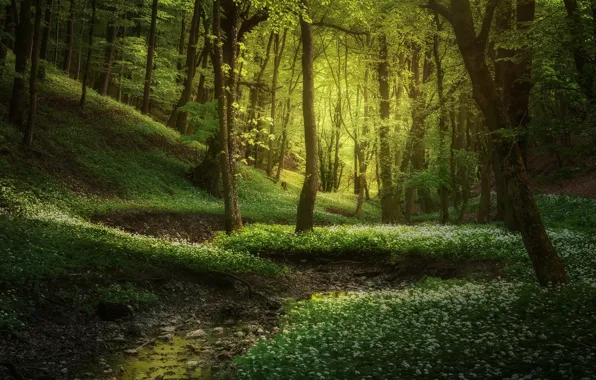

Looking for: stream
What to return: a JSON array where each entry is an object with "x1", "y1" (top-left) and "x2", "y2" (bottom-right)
[{"x1": 95, "y1": 293, "x2": 343, "y2": 380}]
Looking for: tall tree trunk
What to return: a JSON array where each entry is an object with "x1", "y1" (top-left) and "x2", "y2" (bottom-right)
[
  {"x1": 433, "y1": 13, "x2": 450, "y2": 224},
  {"x1": 52, "y1": 0, "x2": 59, "y2": 63},
  {"x1": 40, "y1": 0, "x2": 53, "y2": 60},
  {"x1": 213, "y1": 0, "x2": 243, "y2": 232},
  {"x1": 267, "y1": 29, "x2": 287, "y2": 177},
  {"x1": 9, "y1": 0, "x2": 32, "y2": 126},
  {"x1": 378, "y1": 34, "x2": 393, "y2": 224},
  {"x1": 429, "y1": 0, "x2": 566, "y2": 286},
  {"x1": 24, "y1": 0, "x2": 43, "y2": 147},
  {"x1": 98, "y1": 17, "x2": 117, "y2": 96},
  {"x1": 195, "y1": 31, "x2": 211, "y2": 104},
  {"x1": 0, "y1": 5, "x2": 12, "y2": 75},
  {"x1": 296, "y1": 0, "x2": 319, "y2": 233},
  {"x1": 170, "y1": 0, "x2": 200, "y2": 134},
  {"x1": 176, "y1": 14, "x2": 185, "y2": 84},
  {"x1": 80, "y1": 0, "x2": 96, "y2": 109},
  {"x1": 62, "y1": 0, "x2": 74, "y2": 73},
  {"x1": 477, "y1": 133, "x2": 492, "y2": 223},
  {"x1": 142, "y1": 0, "x2": 158, "y2": 114}
]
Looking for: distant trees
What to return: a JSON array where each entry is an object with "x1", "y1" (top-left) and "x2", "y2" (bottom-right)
[{"x1": 141, "y1": 0, "x2": 158, "y2": 115}]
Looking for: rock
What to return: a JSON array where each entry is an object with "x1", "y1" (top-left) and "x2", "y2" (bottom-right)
[
  {"x1": 124, "y1": 349, "x2": 138, "y2": 356},
  {"x1": 61, "y1": 368, "x2": 68, "y2": 374},
  {"x1": 257, "y1": 328, "x2": 265, "y2": 335},
  {"x1": 186, "y1": 360, "x2": 200, "y2": 368},
  {"x1": 112, "y1": 335, "x2": 126, "y2": 342},
  {"x1": 186, "y1": 329, "x2": 207, "y2": 338},
  {"x1": 158, "y1": 333, "x2": 173, "y2": 342},
  {"x1": 213, "y1": 327, "x2": 224, "y2": 334},
  {"x1": 234, "y1": 331, "x2": 245, "y2": 338},
  {"x1": 160, "y1": 326, "x2": 176, "y2": 333}
]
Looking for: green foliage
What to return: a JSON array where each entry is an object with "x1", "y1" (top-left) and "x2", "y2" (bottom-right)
[{"x1": 237, "y1": 282, "x2": 596, "y2": 379}]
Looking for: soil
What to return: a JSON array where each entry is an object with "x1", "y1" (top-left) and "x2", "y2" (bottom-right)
[
  {"x1": 90, "y1": 211, "x2": 234, "y2": 244},
  {"x1": 0, "y1": 252, "x2": 504, "y2": 380}
]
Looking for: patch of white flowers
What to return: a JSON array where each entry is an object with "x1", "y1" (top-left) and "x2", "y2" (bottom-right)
[{"x1": 236, "y1": 223, "x2": 596, "y2": 379}]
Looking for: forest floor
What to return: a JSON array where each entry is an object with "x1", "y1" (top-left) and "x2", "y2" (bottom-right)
[{"x1": 1, "y1": 67, "x2": 596, "y2": 380}]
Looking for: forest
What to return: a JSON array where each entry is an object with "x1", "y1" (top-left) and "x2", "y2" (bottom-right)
[{"x1": 0, "y1": 0, "x2": 595, "y2": 378}]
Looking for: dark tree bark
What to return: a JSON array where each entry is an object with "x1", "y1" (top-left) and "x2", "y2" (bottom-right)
[
  {"x1": 98, "y1": 17, "x2": 117, "y2": 96},
  {"x1": 377, "y1": 34, "x2": 394, "y2": 224},
  {"x1": 169, "y1": 0, "x2": 201, "y2": 134},
  {"x1": 39, "y1": 0, "x2": 52, "y2": 60},
  {"x1": 52, "y1": 0, "x2": 59, "y2": 63},
  {"x1": 195, "y1": 20, "x2": 211, "y2": 104},
  {"x1": 428, "y1": 0, "x2": 566, "y2": 286},
  {"x1": 80, "y1": 0, "x2": 96, "y2": 109},
  {"x1": 62, "y1": 0, "x2": 74, "y2": 73},
  {"x1": 23, "y1": 0, "x2": 43, "y2": 147},
  {"x1": 9, "y1": 0, "x2": 32, "y2": 126},
  {"x1": 477, "y1": 128, "x2": 492, "y2": 223},
  {"x1": 176, "y1": 14, "x2": 185, "y2": 83},
  {"x1": 296, "y1": 0, "x2": 319, "y2": 233},
  {"x1": 142, "y1": 0, "x2": 158, "y2": 114},
  {"x1": 0, "y1": 5, "x2": 14, "y2": 78}
]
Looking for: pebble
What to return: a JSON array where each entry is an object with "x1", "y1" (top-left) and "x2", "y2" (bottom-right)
[{"x1": 186, "y1": 329, "x2": 207, "y2": 338}]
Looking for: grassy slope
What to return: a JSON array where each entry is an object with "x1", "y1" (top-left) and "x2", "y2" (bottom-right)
[{"x1": 0, "y1": 66, "x2": 378, "y2": 330}]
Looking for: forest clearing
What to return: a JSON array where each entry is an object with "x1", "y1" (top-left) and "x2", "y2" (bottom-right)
[{"x1": 1, "y1": 0, "x2": 596, "y2": 379}]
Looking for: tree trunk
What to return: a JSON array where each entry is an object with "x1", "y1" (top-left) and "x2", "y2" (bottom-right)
[
  {"x1": 62, "y1": 0, "x2": 75, "y2": 73},
  {"x1": 98, "y1": 18, "x2": 117, "y2": 96},
  {"x1": 141, "y1": 0, "x2": 158, "y2": 114},
  {"x1": 24, "y1": 0, "x2": 43, "y2": 147},
  {"x1": 9, "y1": 0, "x2": 32, "y2": 126},
  {"x1": 296, "y1": 0, "x2": 319, "y2": 233},
  {"x1": 477, "y1": 136, "x2": 492, "y2": 223},
  {"x1": 52, "y1": 0, "x2": 59, "y2": 63},
  {"x1": 433, "y1": 13, "x2": 450, "y2": 224},
  {"x1": 267, "y1": 29, "x2": 287, "y2": 177},
  {"x1": 0, "y1": 5, "x2": 12, "y2": 74},
  {"x1": 40, "y1": 0, "x2": 53, "y2": 60},
  {"x1": 80, "y1": 0, "x2": 96, "y2": 109},
  {"x1": 176, "y1": 14, "x2": 185, "y2": 84},
  {"x1": 212, "y1": 0, "x2": 243, "y2": 233},
  {"x1": 377, "y1": 34, "x2": 394, "y2": 224},
  {"x1": 429, "y1": 0, "x2": 566, "y2": 286},
  {"x1": 170, "y1": 0, "x2": 201, "y2": 134}
]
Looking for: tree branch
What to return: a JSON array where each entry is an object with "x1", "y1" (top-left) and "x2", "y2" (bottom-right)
[
  {"x1": 422, "y1": 0, "x2": 454, "y2": 24},
  {"x1": 238, "y1": 10, "x2": 268, "y2": 40},
  {"x1": 312, "y1": 19, "x2": 369, "y2": 36},
  {"x1": 477, "y1": 0, "x2": 501, "y2": 46}
]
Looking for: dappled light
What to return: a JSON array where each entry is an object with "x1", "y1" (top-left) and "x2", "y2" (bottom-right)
[{"x1": 1, "y1": 0, "x2": 595, "y2": 379}]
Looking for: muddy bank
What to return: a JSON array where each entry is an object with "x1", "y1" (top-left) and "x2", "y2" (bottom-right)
[
  {"x1": 0, "y1": 255, "x2": 504, "y2": 380},
  {"x1": 90, "y1": 211, "x2": 234, "y2": 244}
]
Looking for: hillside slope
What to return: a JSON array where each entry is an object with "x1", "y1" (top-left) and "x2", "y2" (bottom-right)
[{"x1": 0, "y1": 66, "x2": 379, "y2": 225}]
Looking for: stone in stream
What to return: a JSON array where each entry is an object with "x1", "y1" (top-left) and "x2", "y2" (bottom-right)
[{"x1": 186, "y1": 329, "x2": 207, "y2": 338}]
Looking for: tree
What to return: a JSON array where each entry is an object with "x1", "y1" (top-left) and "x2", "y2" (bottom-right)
[
  {"x1": 62, "y1": 0, "x2": 75, "y2": 73},
  {"x1": 142, "y1": 0, "x2": 158, "y2": 114},
  {"x1": 295, "y1": 0, "x2": 319, "y2": 233},
  {"x1": 377, "y1": 33, "x2": 394, "y2": 224},
  {"x1": 169, "y1": 0, "x2": 201, "y2": 134},
  {"x1": 427, "y1": 0, "x2": 566, "y2": 286},
  {"x1": 24, "y1": 0, "x2": 43, "y2": 147},
  {"x1": 80, "y1": 0, "x2": 96, "y2": 109},
  {"x1": 8, "y1": 0, "x2": 32, "y2": 126}
]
